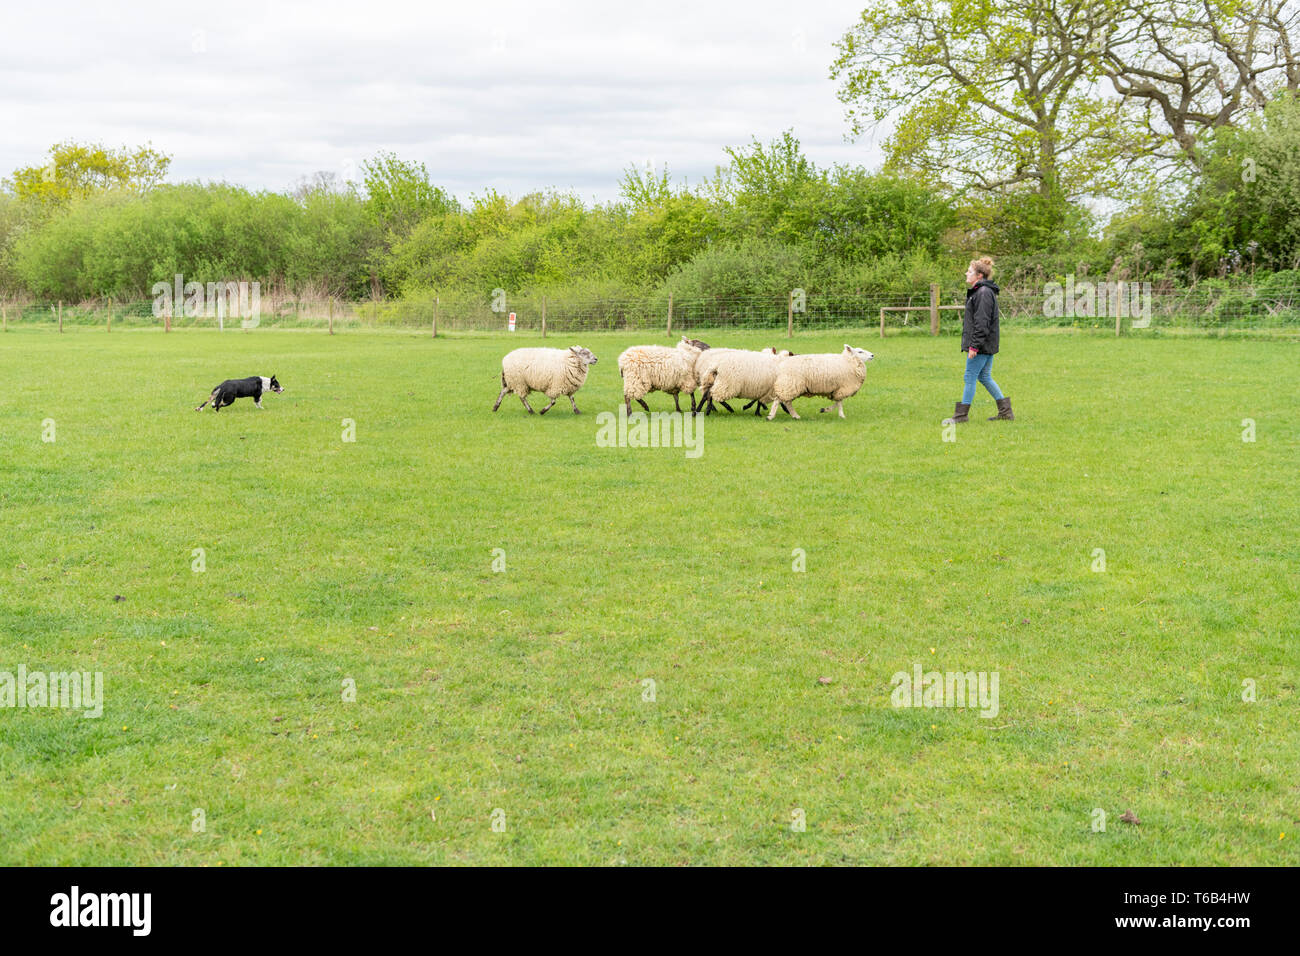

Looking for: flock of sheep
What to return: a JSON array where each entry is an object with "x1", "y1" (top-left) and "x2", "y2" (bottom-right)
[{"x1": 492, "y1": 336, "x2": 876, "y2": 421}]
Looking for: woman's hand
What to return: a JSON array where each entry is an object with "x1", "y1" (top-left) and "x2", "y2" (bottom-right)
[{"x1": 968, "y1": 347, "x2": 978, "y2": 358}]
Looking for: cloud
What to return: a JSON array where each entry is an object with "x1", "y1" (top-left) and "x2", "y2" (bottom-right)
[{"x1": 1, "y1": 0, "x2": 885, "y2": 202}]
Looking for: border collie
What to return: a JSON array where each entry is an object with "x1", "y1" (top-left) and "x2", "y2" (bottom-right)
[{"x1": 195, "y1": 375, "x2": 283, "y2": 412}]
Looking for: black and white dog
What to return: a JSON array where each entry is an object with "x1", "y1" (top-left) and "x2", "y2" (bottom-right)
[{"x1": 195, "y1": 375, "x2": 283, "y2": 411}]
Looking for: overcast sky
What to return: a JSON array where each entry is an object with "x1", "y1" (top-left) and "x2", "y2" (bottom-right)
[{"x1": 1, "y1": 1, "x2": 887, "y2": 205}]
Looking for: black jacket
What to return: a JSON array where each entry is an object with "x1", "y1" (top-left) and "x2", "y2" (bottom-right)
[{"x1": 962, "y1": 279, "x2": 999, "y2": 354}]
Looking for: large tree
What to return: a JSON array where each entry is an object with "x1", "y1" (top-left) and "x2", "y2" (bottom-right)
[
  {"x1": 832, "y1": 0, "x2": 1300, "y2": 206},
  {"x1": 831, "y1": 0, "x2": 1131, "y2": 213},
  {"x1": 8, "y1": 141, "x2": 171, "y2": 211},
  {"x1": 1097, "y1": 0, "x2": 1300, "y2": 175}
]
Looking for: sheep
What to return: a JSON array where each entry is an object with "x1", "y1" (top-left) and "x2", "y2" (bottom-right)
[
  {"x1": 617, "y1": 336, "x2": 710, "y2": 415},
  {"x1": 766, "y1": 345, "x2": 875, "y2": 420},
  {"x1": 700, "y1": 348, "x2": 795, "y2": 417},
  {"x1": 492, "y1": 346, "x2": 598, "y2": 414},
  {"x1": 695, "y1": 347, "x2": 791, "y2": 414}
]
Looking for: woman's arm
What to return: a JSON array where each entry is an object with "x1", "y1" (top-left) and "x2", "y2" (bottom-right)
[{"x1": 968, "y1": 288, "x2": 994, "y2": 353}]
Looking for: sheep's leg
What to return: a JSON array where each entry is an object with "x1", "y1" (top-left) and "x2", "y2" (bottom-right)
[
  {"x1": 753, "y1": 401, "x2": 767, "y2": 417},
  {"x1": 518, "y1": 394, "x2": 535, "y2": 414},
  {"x1": 637, "y1": 398, "x2": 651, "y2": 412},
  {"x1": 568, "y1": 395, "x2": 580, "y2": 414},
  {"x1": 719, "y1": 401, "x2": 735, "y2": 413},
  {"x1": 819, "y1": 400, "x2": 845, "y2": 417},
  {"x1": 625, "y1": 397, "x2": 632, "y2": 415},
  {"x1": 539, "y1": 396, "x2": 558, "y2": 414},
  {"x1": 493, "y1": 386, "x2": 510, "y2": 412},
  {"x1": 673, "y1": 393, "x2": 682, "y2": 413},
  {"x1": 784, "y1": 402, "x2": 799, "y2": 419},
  {"x1": 741, "y1": 399, "x2": 757, "y2": 411}
]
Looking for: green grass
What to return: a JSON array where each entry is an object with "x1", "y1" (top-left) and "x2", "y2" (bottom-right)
[{"x1": 0, "y1": 326, "x2": 1296, "y2": 865}]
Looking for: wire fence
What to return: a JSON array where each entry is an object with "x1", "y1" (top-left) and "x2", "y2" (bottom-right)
[{"x1": 5, "y1": 282, "x2": 1300, "y2": 336}]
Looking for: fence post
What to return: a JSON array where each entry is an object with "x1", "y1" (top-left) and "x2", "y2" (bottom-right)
[
  {"x1": 433, "y1": 296, "x2": 439, "y2": 337},
  {"x1": 107, "y1": 297, "x2": 112, "y2": 333},
  {"x1": 879, "y1": 307, "x2": 886, "y2": 338},
  {"x1": 666, "y1": 293, "x2": 673, "y2": 337},
  {"x1": 787, "y1": 291, "x2": 794, "y2": 338},
  {"x1": 58, "y1": 301, "x2": 63, "y2": 333},
  {"x1": 329, "y1": 297, "x2": 335, "y2": 335},
  {"x1": 165, "y1": 302, "x2": 172, "y2": 332},
  {"x1": 1115, "y1": 281, "x2": 1123, "y2": 336},
  {"x1": 372, "y1": 299, "x2": 377, "y2": 327},
  {"x1": 541, "y1": 296, "x2": 547, "y2": 338},
  {"x1": 930, "y1": 283, "x2": 939, "y2": 335}
]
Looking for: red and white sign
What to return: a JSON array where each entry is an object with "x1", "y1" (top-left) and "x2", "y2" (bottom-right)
[{"x1": 508, "y1": 312, "x2": 516, "y2": 332}]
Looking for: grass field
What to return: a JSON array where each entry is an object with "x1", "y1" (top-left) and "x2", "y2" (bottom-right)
[{"x1": 0, "y1": 326, "x2": 1296, "y2": 866}]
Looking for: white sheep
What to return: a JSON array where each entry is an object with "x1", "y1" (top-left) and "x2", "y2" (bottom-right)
[
  {"x1": 701, "y1": 348, "x2": 795, "y2": 417},
  {"x1": 767, "y1": 345, "x2": 874, "y2": 420},
  {"x1": 695, "y1": 346, "x2": 788, "y2": 413},
  {"x1": 493, "y1": 346, "x2": 598, "y2": 414},
  {"x1": 617, "y1": 336, "x2": 710, "y2": 414}
]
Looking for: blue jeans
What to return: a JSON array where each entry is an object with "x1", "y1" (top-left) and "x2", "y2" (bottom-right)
[{"x1": 962, "y1": 353, "x2": 1004, "y2": 405}]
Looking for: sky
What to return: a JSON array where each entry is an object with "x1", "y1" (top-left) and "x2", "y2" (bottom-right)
[{"x1": 1, "y1": 0, "x2": 887, "y2": 205}]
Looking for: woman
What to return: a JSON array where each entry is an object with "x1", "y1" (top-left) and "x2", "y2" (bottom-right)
[{"x1": 944, "y1": 257, "x2": 1013, "y2": 423}]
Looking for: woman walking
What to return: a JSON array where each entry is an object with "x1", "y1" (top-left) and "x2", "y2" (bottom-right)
[{"x1": 944, "y1": 257, "x2": 1013, "y2": 423}]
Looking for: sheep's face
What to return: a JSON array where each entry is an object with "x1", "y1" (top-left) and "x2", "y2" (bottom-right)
[
  {"x1": 569, "y1": 346, "x2": 598, "y2": 365},
  {"x1": 843, "y1": 345, "x2": 874, "y2": 363}
]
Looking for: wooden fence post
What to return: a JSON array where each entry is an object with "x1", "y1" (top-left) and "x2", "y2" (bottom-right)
[
  {"x1": 787, "y1": 291, "x2": 794, "y2": 338},
  {"x1": 372, "y1": 299, "x2": 378, "y2": 327},
  {"x1": 541, "y1": 296, "x2": 547, "y2": 338},
  {"x1": 107, "y1": 297, "x2": 112, "y2": 333},
  {"x1": 1115, "y1": 281, "x2": 1123, "y2": 336},
  {"x1": 329, "y1": 297, "x2": 335, "y2": 335},
  {"x1": 930, "y1": 283, "x2": 939, "y2": 335},
  {"x1": 165, "y1": 302, "x2": 172, "y2": 332},
  {"x1": 879, "y1": 307, "x2": 886, "y2": 338},
  {"x1": 58, "y1": 301, "x2": 63, "y2": 333},
  {"x1": 666, "y1": 293, "x2": 673, "y2": 337},
  {"x1": 433, "y1": 296, "x2": 439, "y2": 338}
]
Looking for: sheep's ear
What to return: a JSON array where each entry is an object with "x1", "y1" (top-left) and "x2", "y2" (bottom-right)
[{"x1": 843, "y1": 344, "x2": 852, "y2": 352}]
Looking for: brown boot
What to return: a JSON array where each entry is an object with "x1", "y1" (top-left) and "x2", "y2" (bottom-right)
[
  {"x1": 988, "y1": 397, "x2": 1014, "y2": 421},
  {"x1": 942, "y1": 402, "x2": 970, "y2": 424}
]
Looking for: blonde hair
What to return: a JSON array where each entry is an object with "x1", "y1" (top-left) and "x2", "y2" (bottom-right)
[{"x1": 969, "y1": 256, "x2": 994, "y2": 279}]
